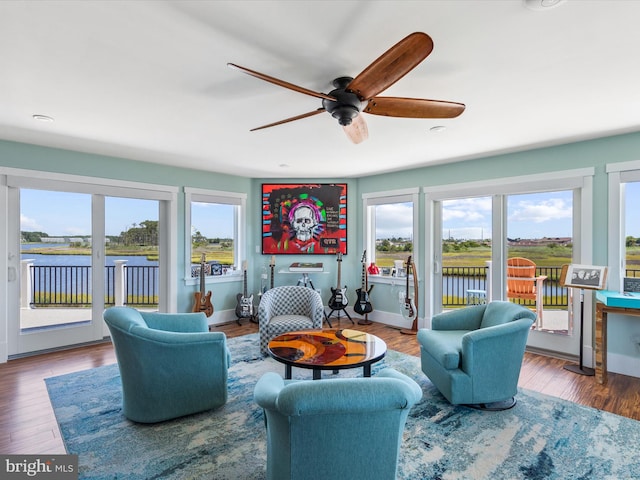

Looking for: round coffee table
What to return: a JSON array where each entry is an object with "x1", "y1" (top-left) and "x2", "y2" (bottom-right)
[{"x1": 267, "y1": 328, "x2": 387, "y2": 380}]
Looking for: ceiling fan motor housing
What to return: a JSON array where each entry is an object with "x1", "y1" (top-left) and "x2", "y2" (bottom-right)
[{"x1": 322, "y1": 77, "x2": 366, "y2": 126}]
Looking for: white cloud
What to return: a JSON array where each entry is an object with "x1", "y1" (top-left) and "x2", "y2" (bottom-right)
[
  {"x1": 20, "y1": 214, "x2": 43, "y2": 231},
  {"x1": 509, "y1": 198, "x2": 572, "y2": 224},
  {"x1": 375, "y1": 203, "x2": 413, "y2": 239}
]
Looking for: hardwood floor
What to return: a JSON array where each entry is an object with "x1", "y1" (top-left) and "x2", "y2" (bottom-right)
[{"x1": 1, "y1": 318, "x2": 639, "y2": 455}]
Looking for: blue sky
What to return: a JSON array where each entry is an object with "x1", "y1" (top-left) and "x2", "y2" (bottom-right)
[
  {"x1": 377, "y1": 185, "x2": 640, "y2": 240},
  {"x1": 20, "y1": 190, "x2": 234, "y2": 238},
  {"x1": 19, "y1": 184, "x2": 640, "y2": 240}
]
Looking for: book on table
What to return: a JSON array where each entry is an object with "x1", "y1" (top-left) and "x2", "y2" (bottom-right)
[{"x1": 289, "y1": 262, "x2": 324, "y2": 272}]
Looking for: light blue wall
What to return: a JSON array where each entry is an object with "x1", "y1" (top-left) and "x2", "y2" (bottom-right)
[
  {"x1": 0, "y1": 139, "x2": 252, "y2": 315},
  {"x1": 2, "y1": 131, "x2": 640, "y2": 361}
]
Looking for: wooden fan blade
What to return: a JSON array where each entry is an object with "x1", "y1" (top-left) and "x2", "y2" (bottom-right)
[
  {"x1": 227, "y1": 63, "x2": 336, "y2": 101},
  {"x1": 364, "y1": 97, "x2": 465, "y2": 118},
  {"x1": 250, "y1": 108, "x2": 325, "y2": 132},
  {"x1": 343, "y1": 114, "x2": 369, "y2": 144},
  {"x1": 346, "y1": 32, "x2": 433, "y2": 101}
]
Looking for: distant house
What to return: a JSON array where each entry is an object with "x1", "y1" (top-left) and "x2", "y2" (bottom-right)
[{"x1": 507, "y1": 237, "x2": 572, "y2": 247}]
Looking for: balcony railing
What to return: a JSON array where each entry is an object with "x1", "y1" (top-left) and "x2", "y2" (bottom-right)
[
  {"x1": 21, "y1": 260, "x2": 640, "y2": 310},
  {"x1": 442, "y1": 265, "x2": 640, "y2": 308},
  {"x1": 24, "y1": 261, "x2": 159, "y2": 307}
]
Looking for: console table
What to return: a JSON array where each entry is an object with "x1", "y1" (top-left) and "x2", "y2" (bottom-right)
[{"x1": 594, "y1": 290, "x2": 640, "y2": 385}]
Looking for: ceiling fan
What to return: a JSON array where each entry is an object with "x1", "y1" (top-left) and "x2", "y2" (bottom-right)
[{"x1": 228, "y1": 32, "x2": 465, "y2": 144}]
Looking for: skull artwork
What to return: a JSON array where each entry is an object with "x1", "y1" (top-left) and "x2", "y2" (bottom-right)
[{"x1": 290, "y1": 204, "x2": 319, "y2": 242}]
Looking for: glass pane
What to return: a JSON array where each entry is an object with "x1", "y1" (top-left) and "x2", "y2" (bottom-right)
[
  {"x1": 441, "y1": 197, "x2": 492, "y2": 308},
  {"x1": 105, "y1": 197, "x2": 159, "y2": 308},
  {"x1": 507, "y1": 190, "x2": 573, "y2": 334},
  {"x1": 20, "y1": 189, "x2": 92, "y2": 331},
  {"x1": 625, "y1": 181, "x2": 640, "y2": 279},
  {"x1": 373, "y1": 202, "x2": 413, "y2": 274},
  {"x1": 191, "y1": 201, "x2": 236, "y2": 275}
]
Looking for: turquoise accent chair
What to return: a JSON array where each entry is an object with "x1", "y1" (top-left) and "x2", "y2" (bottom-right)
[
  {"x1": 253, "y1": 368, "x2": 422, "y2": 480},
  {"x1": 417, "y1": 301, "x2": 535, "y2": 409},
  {"x1": 103, "y1": 306, "x2": 230, "y2": 423}
]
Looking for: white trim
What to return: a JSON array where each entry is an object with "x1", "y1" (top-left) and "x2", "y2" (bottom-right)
[
  {"x1": 607, "y1": 167, "x2": 636, "y2": 293},
  {"x1": 424, "y1": 169, "x2": 593, "y2": 357},
  {"x1": 423, "y1": 168, "x2": 594, "y2": 199},
  {"x1": 2, "y1": 166, "x2": 178, "y2": 197},
  {"x1": 362, "y1": 190, "x2": 419, "y2": 269},
  {"x1": 183, "y1": 187, "x2": 246, "y2": 283},
  {"x1": 605, "y1": 159, "x2": 640, "y2": 174},
  {"x1": 362, "y1": 187, "x2": 419, "y2": 200},
  {"x1": 184, "y1": 186, "x2": 247, "y2": 201}
]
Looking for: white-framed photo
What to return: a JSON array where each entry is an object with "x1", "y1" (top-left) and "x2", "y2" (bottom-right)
[{"x1": 563, "y1": 264, "x2": 608, "y2": 290}]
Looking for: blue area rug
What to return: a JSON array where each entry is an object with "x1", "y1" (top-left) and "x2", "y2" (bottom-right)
[{"x1": 46, "y1": 333, "x2": 640, "y2": 479}]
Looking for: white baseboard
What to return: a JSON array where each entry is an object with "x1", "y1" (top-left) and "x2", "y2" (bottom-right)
[
  {"x1": 607, "y1": 351, "x2": 640, "y2": 378},
  {"x1": 582, "y1": 346, "x2": 640, "y2": 378}
]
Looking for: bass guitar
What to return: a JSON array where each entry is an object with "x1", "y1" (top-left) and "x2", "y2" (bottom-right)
[
  {"x1": 401, "y1": 255, "x2": 417, "y2": 322},
  {"x1": 328, "y1": 252, "x2": 348, "y2": 310},
  {"x1": 192, "y1": 253, "x2": 214, "y2": 317},
  {"x1": 235, "y1": 261, "x2": 254, "y2": 323},
  {"x1": 354, "y1": 250, "x2": 374, "y2": 315}
]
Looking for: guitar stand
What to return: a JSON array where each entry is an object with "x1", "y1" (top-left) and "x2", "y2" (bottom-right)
[
  {"x1": 358, "y1": 313, "x2": 373, "y2": 326},
  {"x1": 296, "y1": 273, "x2": 315, "y2": 289},
  {"x1": 236, "y1": 313, "x2": 257, "y2": 326},
  {"x1": 324, "y1": 308, "x2": 354, "y2": 328}
]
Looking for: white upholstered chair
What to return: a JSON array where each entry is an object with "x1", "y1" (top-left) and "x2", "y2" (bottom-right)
[{"x1": 258, "y1": 286, "x2": 324, "y2": 355}]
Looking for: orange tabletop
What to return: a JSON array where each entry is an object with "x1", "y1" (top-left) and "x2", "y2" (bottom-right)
[{"x1": 268, "y1": 328, "x2": 387, "y2": 380}]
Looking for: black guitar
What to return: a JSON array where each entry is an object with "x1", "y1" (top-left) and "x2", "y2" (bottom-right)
[
  {"x1": 328, "y1": 252, "x2": 348, "y2": 310},
  {"x1": 235, "y1": 261, "x2": 254, "y2": 322},
  {"x1": 401, "y1": 255, "x2": 417, "y2": 322},
  {"x1": 354, "y1": 250, "x2": 374, "y2": 315}
]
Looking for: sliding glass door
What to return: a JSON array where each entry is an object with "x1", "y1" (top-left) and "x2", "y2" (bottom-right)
[
  {"x1": 427, "y1": 169, "x2": 592, "y2": 357},
  {"x1": 5, "y1": 173, "x2": 175, "y2": 357}
]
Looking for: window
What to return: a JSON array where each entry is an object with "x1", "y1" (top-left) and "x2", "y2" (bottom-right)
[
  {"x1": 184, "y1": 187, "x2": 246, "y2": 282},
  {"x1": 607, "y1": 161, "x2": 640, "y2": 289},
  {"x1": 425, "y1": 168, "x2": 593, "y2": 355},
  {"x1": 624, "y1": 181, "x2": 640, "y2": 279},
  {"x1": 362, "y1": 189, "x2": 418, "y2": 278}
]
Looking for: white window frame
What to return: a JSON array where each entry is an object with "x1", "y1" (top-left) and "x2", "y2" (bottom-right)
[
  {"x1": 0, "y1": 167, "x2": 179, "y2": 360},
  {"x1": 184, "y1": 187, "x2": 246, "y2": 285},
  {"x1": 607, "y1": 159, "x2": 640, "y2": 291},
  {"x1": 362, "y1": 188, "x2": 419, "y2": 285},
  {"x1": 424, "y1": 168, "x2": 594, "y2": 354}
]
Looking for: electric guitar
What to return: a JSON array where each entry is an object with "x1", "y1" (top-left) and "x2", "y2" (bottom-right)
[
  {"x1": 269, "y1": 255, "x2": 276, "y2": 289},
  {"x1": 192, "y1": 253, "x2": 213, "y2": 317},
  {"x1": 235, "y1": 261, "x2": 254, "y2": 320},
  {"x1": 401, "y1": 255, "x2": 417, "y2": 322},
  {"x1": 354, "y1": 250, "x2": 374, "y2": 315},
  {"x1": 328, "y1": 252, "x2": 348, "y2": 310}
]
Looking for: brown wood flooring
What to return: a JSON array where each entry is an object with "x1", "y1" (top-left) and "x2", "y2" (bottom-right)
[{"x1": 1, "y1": 318, "x2": 639, "y2": 455}]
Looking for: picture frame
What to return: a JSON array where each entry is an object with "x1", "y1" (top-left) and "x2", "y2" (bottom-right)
[
  {"x1": 261, "y1": 183, "x2": 347, "y2": 255},
  {"x1": 561, "y1": 264, "x2": 608, "y2": 290}
]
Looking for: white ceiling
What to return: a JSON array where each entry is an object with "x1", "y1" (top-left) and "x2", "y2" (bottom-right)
[{"x1": 1, "y1": 0, "x2": 640, "y2": 179}]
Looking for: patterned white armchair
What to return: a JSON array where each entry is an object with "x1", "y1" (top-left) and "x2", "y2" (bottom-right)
[{"x1": 258, "y1": 286, "x2": 324, "y2": 355}]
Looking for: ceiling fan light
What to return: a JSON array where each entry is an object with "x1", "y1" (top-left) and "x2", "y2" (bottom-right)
[{"x1": 331, "y1": 105, "x2": 359, "y2": 126}]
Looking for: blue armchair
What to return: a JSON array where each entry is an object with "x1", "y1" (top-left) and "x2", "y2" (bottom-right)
[
  {"x1": 253, "y1": 368, "x2": 422, "y2": 480},
  {"x1": 417, "y1": 301, "x2": 535, "y2": 409},
  {"x1": 103, "y1": 306, "x2": 230, "y2": 423}
]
